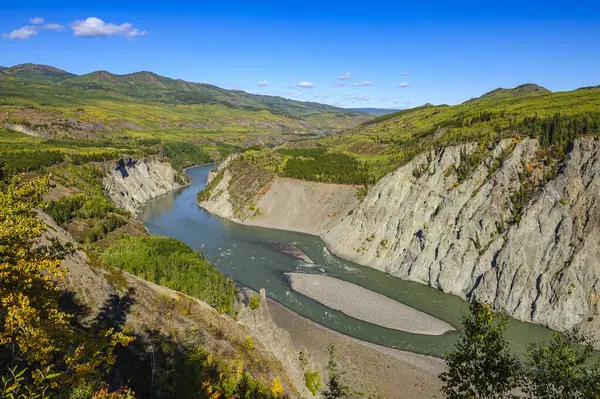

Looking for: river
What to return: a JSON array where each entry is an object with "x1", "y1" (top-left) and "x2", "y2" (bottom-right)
[{"x1": 140, "y1": 164, "x2": 555, "y2": 358}]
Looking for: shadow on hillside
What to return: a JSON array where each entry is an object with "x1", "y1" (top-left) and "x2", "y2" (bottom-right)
[{"x1": 94, "y1": 288, "x2": 136, "y2": 332}]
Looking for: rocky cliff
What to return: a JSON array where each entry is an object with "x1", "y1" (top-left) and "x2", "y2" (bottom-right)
[
  {"x1": 202, "y1": 137, "x2": 600, "y2": 339},
  {"x1": 103, "y1": 157, "x2": 186, "y2": 214},
  {"x1": 324, "y1": 137, "x2": 600, "y2": 336}
]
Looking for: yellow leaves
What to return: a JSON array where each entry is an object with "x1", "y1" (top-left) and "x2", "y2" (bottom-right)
[{"x1": 270, "y1": 377, "x2": 284, "y2": 397}]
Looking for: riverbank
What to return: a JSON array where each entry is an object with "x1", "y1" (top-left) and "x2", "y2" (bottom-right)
[
  {"x1": 264, "y1": 295, "x2": 445, "y2": 398},
  {"x1": 287, "y1": 273, "x2": 455, "y2": 335}
]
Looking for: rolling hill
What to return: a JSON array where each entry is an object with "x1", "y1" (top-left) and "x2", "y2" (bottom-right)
[{"x1": 0, "y1": 63, "x2": 370, "y2": 161}]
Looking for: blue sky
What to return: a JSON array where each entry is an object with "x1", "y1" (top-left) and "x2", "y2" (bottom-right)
[{"x1": 1, "y1": 1, "x2": 599, "y2": 108}]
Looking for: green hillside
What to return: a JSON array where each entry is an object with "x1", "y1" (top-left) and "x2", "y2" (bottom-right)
[
  {"x1": 267, "y1": 84, "x2": 600, "y2": 183},
  {"x1": 0, "y1": 63, "x2": 369, "y2": 169},
  {"x1": 3, "y1": 63, "x2": 76, "y2": 84},
  {"x1": 2, "y1": 63, "x2": 360, "y2": 118}
]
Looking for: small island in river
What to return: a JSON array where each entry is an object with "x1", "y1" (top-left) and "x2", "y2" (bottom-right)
[{"x1": 287, "y1": 273, "x2": 455, "y2": 335}]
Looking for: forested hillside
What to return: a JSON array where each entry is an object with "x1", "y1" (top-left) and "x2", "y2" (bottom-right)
[{"x1": 271, "y1": 84, "x2": 600, "y2": 183}]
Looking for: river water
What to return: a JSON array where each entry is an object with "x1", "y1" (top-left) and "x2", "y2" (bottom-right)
[{"x1": 140, "y1": 164, "x2": 555, "y2": 358}]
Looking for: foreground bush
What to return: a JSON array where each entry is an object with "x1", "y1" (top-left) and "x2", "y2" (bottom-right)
[{"x1": 440, "y1": 301, "x2": 600, "y2": 398}]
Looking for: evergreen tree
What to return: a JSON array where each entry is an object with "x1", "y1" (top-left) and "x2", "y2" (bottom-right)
[
  {"x1": 439, "y1": 302, "x2": 521, "y2": 399},
  {"x1": 322, "y1": 345, "x2": 349, "y2": 399}
]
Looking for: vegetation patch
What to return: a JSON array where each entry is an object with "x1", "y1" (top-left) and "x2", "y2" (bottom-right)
[
  {"x1": 165, "y1": 141, "x2": 213, "y2": 170},
  {"x1": 102, "y1": 236, "x2": 238, "y2": 316},
  {"x1": 197, "y1": 169, "x2": 225, "y2": 202},
  {"x1": 227, "y1": 157, "x2": 275, "y2": 219},
  {"x1": 278, "y1": 147, "x2": 373, "y2": 185}
]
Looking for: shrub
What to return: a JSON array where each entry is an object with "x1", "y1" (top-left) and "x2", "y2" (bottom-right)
[
  {"x1": 304, "y1": 369, "x2": 322, "y2": 396},
  {"x1": 77, "y1": 197, "x2": 116, "y2": 219},
  {"x1": 244, "y1": 335, "x2": 255, "y2": 352},
  {"x1": 248, "y1": 295, "x2": 261, "y2": 310},
  {"x1": 46, "y1": 194, "x2": 88, "y2": 225}
]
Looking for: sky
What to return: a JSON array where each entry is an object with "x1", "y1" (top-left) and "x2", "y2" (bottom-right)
[{"x1": 1, "y1": 1, "x2": 599, "y2": 108}]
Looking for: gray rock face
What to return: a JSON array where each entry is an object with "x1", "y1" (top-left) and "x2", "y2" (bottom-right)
[
  {"x1": 103, "y1": 157, "x2": 185, "y2": 214},
  {"x1": 323, "y1": 137, "x2": 600, "y2": 337}
]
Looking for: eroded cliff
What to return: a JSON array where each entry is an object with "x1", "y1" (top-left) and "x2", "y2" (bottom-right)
[
  {"x1": 103, "y1": 157, "x2": 186, "y2": 214},
  {"x1": 324, "y1": 137, "x2": 600, "y2": 336},
  {"x1": 202, "y1": 137, "x2": 600, "y2": 338}
]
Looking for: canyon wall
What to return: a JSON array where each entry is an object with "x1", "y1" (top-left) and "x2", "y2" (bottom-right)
[
  {"x1": 103, "y1": 157, "x2": 186, "y2": 214},
  {"x1": 202, "y1": 137, "x2": 600, "y2": 338}
]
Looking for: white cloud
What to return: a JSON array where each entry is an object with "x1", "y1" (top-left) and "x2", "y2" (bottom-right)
[
  {"x1": 338, "y1": 72, "x2": 354, "y2": 80},
  {"x1": 356, "y1": 95, "x2": 370, "y2": 101},
  {"x1": 231, "y1": 84, "x2": 242, "y2": 90},
  {"x1": 245, "y1": 90, "x2": 258, "y2": 95},
  {"x1": 297, "y1": 81, "x2": 315, "y2": 88},
  {"x1": 352, "y1": 80, "x2": 373, "y2": 87},
  {"x1": 70, "y1": 17, "x2": 147, "y2": 38},
  {"x1": 258, "y1": 80, "x2": 269, "y2": 86},
  {"x1": 402, "y1": 72, "x2": 409, "y2": 76},
  {"x1": 398, "y1": 82, "x2": 409, "y2": 88},
  {"x1": 3, "y1": 26, "x2": 39, "y2": 40},
  {"x1": 3, "y1": 20, "x2": 66, "y2": 40},
  {"x1": 331, "y1": 82, "x2": 345, "y2": 87},
  {"x1": 43, "y1": 24, "x2": 65, "y2": 32}
]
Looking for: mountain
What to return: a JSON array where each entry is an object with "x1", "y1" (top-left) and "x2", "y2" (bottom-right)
[
  {"x1": 0, "y1": 63, "x2": 362, "y2": 119},
  {"x1": 0, "y1": 66, "x2": 6, "y2": 71},
  {"x1": 65, "y1": 70, "x2": 358, "y2": 117},
  {"x1": 3, "y1": 63, "x2": 76, "y2": 84},
  {"x1": 348, "y1": 107, "x2": 401, "y2": 116},
  {"x1": 466, "y1": 83, "x2": 551, "y2": 103},
  {"x1": 0, "y1": 63, "x2": 369, "y2": 145}
]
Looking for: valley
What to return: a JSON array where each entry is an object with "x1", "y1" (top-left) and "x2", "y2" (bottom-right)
[{"x1": 1, "y1": 61, "x2": 599, "y2": 398}]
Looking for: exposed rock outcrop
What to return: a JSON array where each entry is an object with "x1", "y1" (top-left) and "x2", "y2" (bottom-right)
[
  {"x1": 323, "y1": 137, "x2": 600, "y2": 337},
  {"x1": 203, "y1": 137, "x2": 600, "y2": 340},
  {"x1": 103, "y1": 157, "x2": 186, "y2": 214}
]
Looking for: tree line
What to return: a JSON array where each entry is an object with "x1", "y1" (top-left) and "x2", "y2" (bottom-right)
[{"x1": 278, "y1": 148, "x2": 373, "y2": 185}]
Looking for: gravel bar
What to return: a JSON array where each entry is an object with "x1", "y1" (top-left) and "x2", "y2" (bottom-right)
[{"x1": 287, "y1": 273, "x2": 455, "y2": 335}]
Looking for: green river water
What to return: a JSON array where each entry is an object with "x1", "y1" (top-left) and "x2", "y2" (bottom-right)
[{"x1": 140, "y1": 164, "x2": 556, "y2": 358}]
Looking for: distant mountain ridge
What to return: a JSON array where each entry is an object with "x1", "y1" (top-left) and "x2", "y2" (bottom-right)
[
  {"x1": 2, "y1": 63, "x2": 362, "y2": 118},
  {"x1": 348, "y1": 108, "x2": 402, "y2": 116}
]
